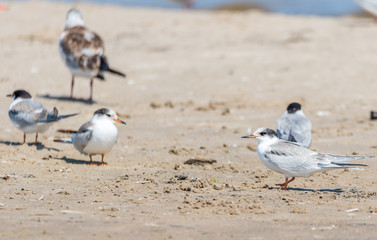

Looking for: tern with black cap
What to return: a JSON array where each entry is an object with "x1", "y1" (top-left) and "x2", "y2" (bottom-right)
[
  {"x1": 57, "y1": 108, "x2": 126, "y2": 166},
  {"x1": 242, "y1": 127, "x2": 373, "y2": 190},
  {"x1": 277, "y1": 102, "x2": 312, "y2": 148},
  {"x1": 7, "y1": 90, "x2": 78, "y2": 145}
]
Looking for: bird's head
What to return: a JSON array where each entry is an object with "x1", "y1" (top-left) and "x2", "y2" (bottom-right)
[
  {"x1": 6, "y1": 90, "x2": 32, "y2": 101},
  {"x1": 242, "y1": 127, "x2": 278, "y2": 141},
  {"x1": 93, "y1": 108, "x2": 126, "y2": 125},
  {"x1": 65, "y1": 8, "x2": 84, "y2": 29}
]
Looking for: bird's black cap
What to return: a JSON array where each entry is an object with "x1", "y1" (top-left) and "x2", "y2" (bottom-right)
[
  {"x1": 287, "y1": 102, "x2": 301, "y2": 114},
  {"x1": 9, "y1": 90, "x2": 32, "y2": 99}
]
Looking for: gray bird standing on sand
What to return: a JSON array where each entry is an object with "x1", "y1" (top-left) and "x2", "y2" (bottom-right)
[
  {"x1": 59, "y1": 8, "x2": 126, "y2": 101},
  {"x1": 242, "y1": 128, "x2": 373, "y2": 190},
  {"x1": 62, "y1": 108, "x2": 126, "y2": 166},
  {"x1": 276, "y1": 102, "x2": 312, "y2": 148},
  {"x1": 7, "y1": 90, "x2": 78, "y2": 144}
]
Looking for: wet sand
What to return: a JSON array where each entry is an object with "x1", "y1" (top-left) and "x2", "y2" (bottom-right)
[{"x1": 0, "y1": 1, "x2": 377, "y2": 239}]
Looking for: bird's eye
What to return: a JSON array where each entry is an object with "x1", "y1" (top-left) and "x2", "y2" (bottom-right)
[
  {"x1": 260, "y1": 132, "x2": 266, "y2": 136},
  {"x1": 106, "y1": 114, "x2": 111, "y2": 117}
]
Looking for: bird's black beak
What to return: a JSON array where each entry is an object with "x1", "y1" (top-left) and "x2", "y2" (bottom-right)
[
  {"x1": 241, "y1": 134, "x2": 256, "y2": 138},
  {"x1": 6, "y1": 94, "x2": 12, "y2": 98}
]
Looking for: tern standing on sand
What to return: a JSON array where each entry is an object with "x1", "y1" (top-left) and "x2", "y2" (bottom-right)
[
  {"x1": 242, "y1": 128, "x2": 373, "y2": 190},
  {"x1": 7, "y1": 90, "x2": 78, "y2": 145},
  {"x1": 276, "y1": 102, "x2": 312, "y2": 148},
  {"x1": 59, "y1": 8, "x2": 126, "y2": 101},
  {"x1": 68, "y1": 108, "x2": 126, "y2": 166}
]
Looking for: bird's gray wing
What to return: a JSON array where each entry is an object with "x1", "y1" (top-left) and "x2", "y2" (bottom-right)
[
  {"x1": 266, "y1": 141, "x2": 373, "y2": 175},
  {"x1": 9, "y1": 101, "x2": 48, "y2": 127},
  {"x1": 290, "y1": 117, "x2": 312, "y2": 147},
  {"x1": 276, "y1": 115, "x2": 291, "y2": 141},
  {"x1": 72, "y1": 121, "x2": 93, "y2": 154},
  {"x1": 265, "y1": 141, "x2": 319, "y2": 175}
]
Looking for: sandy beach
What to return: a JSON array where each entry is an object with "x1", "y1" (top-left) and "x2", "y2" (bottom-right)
[{"x1": 0, "y1": 1, "x2": 377, "y2": 239}]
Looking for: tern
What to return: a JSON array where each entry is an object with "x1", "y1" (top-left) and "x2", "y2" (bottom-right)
[
  {"x1": 56, "y1": 108, "x2": 126, "y2": 166},
  {"x1": 7, "y1": 90, "x2": 78, "y2": 144},
  {"x1": 276, "y1": 102, "x2": 312, "y2": 147},
  {"x1": 242, "y1": 127, "x2": 373, "y2": 190}
]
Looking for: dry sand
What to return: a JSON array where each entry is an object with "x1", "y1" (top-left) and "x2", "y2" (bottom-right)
[{"x1": 1, "y1": 1, "x2": 377, "y2": 239}]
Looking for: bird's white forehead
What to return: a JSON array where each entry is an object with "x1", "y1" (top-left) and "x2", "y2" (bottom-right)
[
  {"x1": 254, "y1": 127, "x2": 269, "y2": 134},
  {"x1": 67, "y1": 9, "x2": 82, "y2": 18}
]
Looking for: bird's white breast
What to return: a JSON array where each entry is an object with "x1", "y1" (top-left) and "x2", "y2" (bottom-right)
[
  {"x1": 83, "y1": 120, "x2": 118, "y2": 155},
  {"x1": 256, "y1": 138, "x2": 287, "y2": 175}
]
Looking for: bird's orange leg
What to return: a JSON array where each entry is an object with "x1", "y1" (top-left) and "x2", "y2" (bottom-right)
[
  {"x1": 23, "y1": 133, "x2": 26, "y2": 144},
  {"x1": 277, "y1": 177, "x2": 295, "y2": 190},
  {"x1": 35, "y1": 133, "x2": 38, "y2": 145},
  {"x1": 89, "y1": 154, "x2": 96, "y2": 166},
  {"x1": 98, "y1": 154, "x2": 107, "y2": 166}
]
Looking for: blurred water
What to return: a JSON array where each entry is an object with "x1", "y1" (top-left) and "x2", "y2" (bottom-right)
[{"x1": 51, "y1": 0, "x2": 363, "y2": 16}]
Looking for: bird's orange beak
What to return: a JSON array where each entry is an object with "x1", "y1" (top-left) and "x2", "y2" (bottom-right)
[
  {"x1": 241, "y1": 134, "x2": 256, "y2": 138},
  {"x1": 6, "y1": 94, "x2": 12, "y2": 98},
  {"x1": 113, "y1": 118, "x2": 126, "y2": 125}
]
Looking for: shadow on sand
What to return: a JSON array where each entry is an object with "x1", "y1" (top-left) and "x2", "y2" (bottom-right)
[
  {"x1": 0, "y1": 140, "x2": 60, "y2": 152},
  {"x1": 266, "y1": 185, "x2": 344, "y2": 193},
  {"x1": 287, "y1": 187, "x2": 344, "y2": 193},
  {"x1": 54, "y1": 156, "x2": 107, "y2": 166},
  {"x1": 38, "y1": 94, "x2": 95, "y2": 105}
]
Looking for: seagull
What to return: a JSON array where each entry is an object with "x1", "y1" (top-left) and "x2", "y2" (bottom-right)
[
  {"x1": 276, "y1": 102, "x2": 312, "y2": 148},
  {"x1": 59, "y1": 8, "x2": 126, "y2": 102},
  {"x1": 242, "y1": 127, "x2": 373, "y2": 190},
  {"x1": 66, "y1": 108, "x2": 126, "y2": 166},
  {"x1": 7, "y1": 90, "x2": 79, "y2": 145}
]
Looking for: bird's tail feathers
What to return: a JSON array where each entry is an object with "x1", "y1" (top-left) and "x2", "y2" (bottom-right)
[
  {"x1": 100, "y1": 56, "x2": 126, "y2": 78},
  {"x1": 41, "y1": 112, "x2": 79, "y2": 123},
  {"x1": 106, "y1": 67, "x2": 126, "y2": 77},
  {"x1": 57, "y1": 112, "x2": 80, "y2": 121},
  {"x1": 325, "y1": 154, "x2": 374, "y2": 162},
  {"x1": 320, "y1": 162, "x2": 366, "y2": 171},
  {"x1": 333, "y1": 162, "x2": 368, "y2": 167}
]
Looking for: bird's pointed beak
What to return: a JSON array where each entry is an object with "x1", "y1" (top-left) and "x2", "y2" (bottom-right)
[
  {"x1": 113, "y1": 118, "x2": 126, "y2": 125},
  {"x1": 241, "y1": 134, "x2": 256, "y2": 138},
  {"x1": 6, "y1": 94, "x2": 12, "y2": 98}
]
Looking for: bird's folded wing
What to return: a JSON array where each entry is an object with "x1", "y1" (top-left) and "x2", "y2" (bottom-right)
[
  {"x1": 276, "y1": 116, "x2": 291, "y2": 140},
  {"x1": 266, "y1": 141, "x2": 318, "y2": 173},
  {"x1": 290, "y1": 117, "x2": 311, "y2": 146},
  {"x1": 73, "y1": 121, "x2": 93, "y2": 152},
  {"x1": 9, "y1": 101, "x2": 48, "y2": 125}
]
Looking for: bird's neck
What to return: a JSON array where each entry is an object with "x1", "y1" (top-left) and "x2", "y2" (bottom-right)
[
  {"x1": 91, "y1": 117, "x2": 114, "y2": 126},
  {"x1": 288, "y1": 110, "x2": 305, "y2": 117},
  {"x1": 258, "y1": 137, "x2": 279, "y2": 148},
  {"x1": 65, "y1": 17, "x2": 84, "y2": 29}
]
